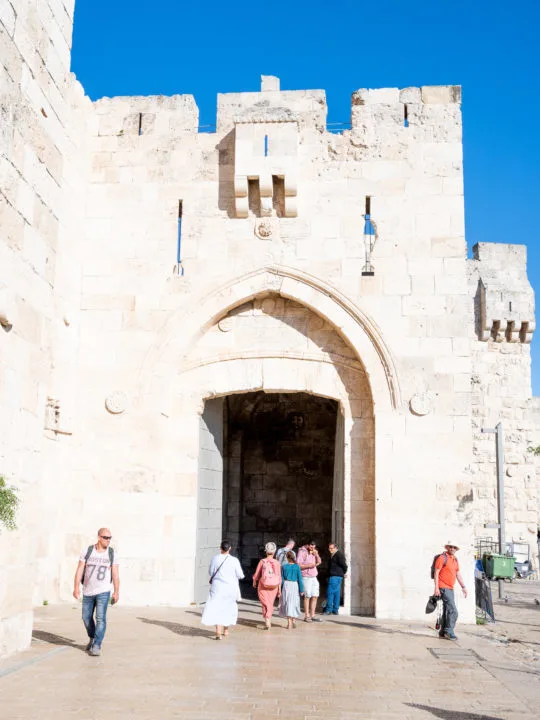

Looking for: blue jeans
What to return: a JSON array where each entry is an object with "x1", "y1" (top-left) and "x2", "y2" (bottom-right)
[
  {"x1": 82, "y1": 592, "x2": 110, "y2": 648},
  {"x1": 325, "y1": 576, "x2": 343, "y2": 614},
  {"x1": 440, "y1": 588, "x2": 458, "y2": 636}
]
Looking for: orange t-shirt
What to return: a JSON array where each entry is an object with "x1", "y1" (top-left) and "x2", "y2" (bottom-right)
[{"x1": 435, "y1": 553, "x2": 459, "y2": 589}]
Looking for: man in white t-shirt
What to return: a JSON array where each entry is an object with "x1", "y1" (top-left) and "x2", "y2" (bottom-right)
[{"x1": 73, "y1": 528, "x2": 120, "y2": 656}]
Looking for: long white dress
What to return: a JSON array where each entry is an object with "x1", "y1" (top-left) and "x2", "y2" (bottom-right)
[{"x1": 201, "y1": 553, "x2": 244, "y2": 627}]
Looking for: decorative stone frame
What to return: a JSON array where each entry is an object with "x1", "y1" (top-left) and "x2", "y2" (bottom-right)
[{"x1": 137, "y1": 265, "x2": 402, "y2": 616}]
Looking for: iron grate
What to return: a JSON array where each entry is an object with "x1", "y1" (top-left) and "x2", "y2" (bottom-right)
[{"x1": 428, "y1": 647, "x2": 484, "y2": 662}]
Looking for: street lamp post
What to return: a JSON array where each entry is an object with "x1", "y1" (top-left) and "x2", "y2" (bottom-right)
[{"x1": 481, "y1": 422, "x2": 506, "y2": 600}]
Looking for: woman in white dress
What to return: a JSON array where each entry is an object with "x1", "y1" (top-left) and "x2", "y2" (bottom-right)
[{"x1": 201, "y1": 541, "x2": 244, "y2": 640}]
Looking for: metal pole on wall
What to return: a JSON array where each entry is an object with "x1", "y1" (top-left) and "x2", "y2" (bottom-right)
[{"x1": 481, "y1": 422, "x2": 505, "y2": 600}]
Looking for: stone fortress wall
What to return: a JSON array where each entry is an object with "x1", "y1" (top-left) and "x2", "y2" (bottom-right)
[
  {"x1": 0, "y1": 0, "x2": 89, "y2": 656},
  {"x1": 1, "y1": 0, "x2": 538, "y2": 656}
]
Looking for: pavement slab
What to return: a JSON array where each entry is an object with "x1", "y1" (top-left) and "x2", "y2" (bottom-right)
[{"x1": 1, "y1": 591, "x2": 539, "y2": 719}]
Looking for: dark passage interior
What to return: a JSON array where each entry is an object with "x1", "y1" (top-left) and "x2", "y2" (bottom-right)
[{"x1": 222, "y1": 392, "x2": 338, "y2": 581}]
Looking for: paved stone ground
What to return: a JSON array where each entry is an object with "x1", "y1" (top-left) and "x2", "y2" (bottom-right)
[{"x1": 1, "y1": 584, "x2": 539, "y2": 720}]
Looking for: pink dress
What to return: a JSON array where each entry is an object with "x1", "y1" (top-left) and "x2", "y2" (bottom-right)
[{"x1": 253, "y1": 558, "x2": 282, "y2": 619}]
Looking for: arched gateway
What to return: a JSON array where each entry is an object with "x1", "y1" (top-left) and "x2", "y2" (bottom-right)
[{"x1": 139, "y1": 266, "x2": 401, "y2": 616}]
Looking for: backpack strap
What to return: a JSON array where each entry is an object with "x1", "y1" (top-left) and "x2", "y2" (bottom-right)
[
  {"x1": 81, "y1": 545, "x2": 93, "y2": 585},
  {"x1": 108, "y1": 547, "x2": 114, "y2": 581}
]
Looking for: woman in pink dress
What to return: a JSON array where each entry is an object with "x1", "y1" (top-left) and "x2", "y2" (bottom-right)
[{"x1": 252, "y1": 542, "x2": 282, "y2": 630}]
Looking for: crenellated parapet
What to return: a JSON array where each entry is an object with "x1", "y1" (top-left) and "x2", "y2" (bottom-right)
[{"x1": 468, "y1": 242, "x2": 536, "y2": 343}]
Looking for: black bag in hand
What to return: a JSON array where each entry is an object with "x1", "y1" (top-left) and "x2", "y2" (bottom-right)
[{"x1": 425, "y1": 594, "x2": 439, "y2": 614}]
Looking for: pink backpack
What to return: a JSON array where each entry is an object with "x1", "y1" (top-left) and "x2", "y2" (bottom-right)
[{"x1": 260, "y1": 559, "x2": 280, "y2": 588}]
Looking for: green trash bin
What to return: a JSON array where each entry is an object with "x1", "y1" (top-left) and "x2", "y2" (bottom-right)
[{"x1": 483, "y1": 553, "x2": 515, "y2": 580}]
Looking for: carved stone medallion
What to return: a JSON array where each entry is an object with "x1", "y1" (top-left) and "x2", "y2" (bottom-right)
[
  {"x1": 218, "y1": 316, "x2": 233, "y2": 332},
  {"x1": 254, "y1": 219, "x2": 273, "y2": 240},
  {"x1": 409, "y1": 392, "x2": 432, "y2": 416},
  {"x1": 105, "y1": 391, "x2": 128, "y2": 414}
]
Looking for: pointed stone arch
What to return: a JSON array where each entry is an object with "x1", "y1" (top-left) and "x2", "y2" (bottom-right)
[{"x1": 137, "y1": 265, "x2": 401, "y2": 413}]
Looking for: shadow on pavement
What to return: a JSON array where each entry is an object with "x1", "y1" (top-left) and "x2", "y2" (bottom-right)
[
  {"x1": 184, "y1": 609, "x2": 278, "y2": 631},
  {"x1": 405, "y1": 704, "x2": 502, "y2": 719},
  {"x1": 334, "y1": 619, "x2": 433, "y2": 639},
  {"x1": 32, "y1": 630, "x2": 87, "y2": 652},
  {"x1": 138, "y1": 617, "x2": 215, "y2": 639}
]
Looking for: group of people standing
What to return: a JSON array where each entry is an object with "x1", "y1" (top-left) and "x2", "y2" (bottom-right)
[{"x1": 201, "y1": 538, "x2": 348, "y2": 639}]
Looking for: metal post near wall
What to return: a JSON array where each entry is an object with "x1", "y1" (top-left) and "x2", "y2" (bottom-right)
[{"x1": 482, "y1": 422, "x2": 506, "y2": 600}]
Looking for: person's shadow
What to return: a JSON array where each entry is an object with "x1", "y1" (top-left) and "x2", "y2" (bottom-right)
[
  {"x1": 405, "y1": 704, "x2": 503, "y2": 720},
  {"x1": 137, "y1": 617, "x2": 216, "y2": 640},
  {"x1": 32, "y1": 630, "x2": 87, "y2": 652}
]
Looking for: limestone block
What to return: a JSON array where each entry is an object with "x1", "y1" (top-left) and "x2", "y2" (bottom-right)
[
  {"x1": 0, "y1": 610, "x2": 33, "y2": 658},
  {"x1": 421, "y1": 86, "x2": 461, "y2": 104},
  {"x1": 435, "y1": 273, "x2": 468, "y2": 296},
  {"x1": 431, "y1": 235, "x2": 466, "y2": 258},
  {"x1": 410, "y1": 275, "x2": 435, "y2": 295},
  {"x1": 402, "y1": 295, "x2": 447, "y2": 316},
  {"x1": 261, "y1": 75, "x2": 280, "y2": 92},
  {"x1": 0, "y1": 0, "x2": 16, "y2": 38},
  {"x1": 383, "y1": 274, "x2": 411, "y2": 296},
  {"x1": 399, "y1": 87, "x2": 421, "y2": 104},
  {"x1": 352, "y1": 88, "x2": 400, "y2": 105}
]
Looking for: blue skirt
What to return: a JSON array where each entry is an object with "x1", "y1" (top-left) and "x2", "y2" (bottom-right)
[{"x1": 279, "y1": 580, "x2": 301, "y2": 618}]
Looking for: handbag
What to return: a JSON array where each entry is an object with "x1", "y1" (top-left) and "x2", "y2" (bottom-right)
[{"x1": 209, "y1": 555, "x2": 229, "y2": 584}]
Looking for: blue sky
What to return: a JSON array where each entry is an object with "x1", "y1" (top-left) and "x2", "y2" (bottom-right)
[{"x1": 71, "y1": 0, "x2": 539, "y2": 395}]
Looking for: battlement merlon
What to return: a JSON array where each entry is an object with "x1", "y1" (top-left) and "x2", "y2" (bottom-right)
[
  {"x1": 217, "y1": 89, "x2": 327, "y2": 134},
  {"x1": 468, "y1": 242, "x2": 536, "y2": 343},
  {"x1": 92, "y1": 94, "x2": 199, "y2": 137},
  {"x1": 351, "y1": 85, "x2": 462, "y2": 142}
]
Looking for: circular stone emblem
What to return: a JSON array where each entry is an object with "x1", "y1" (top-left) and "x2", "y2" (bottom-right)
[
  {"x1": 105, "y1": 391, "x2": 128, "y2": 414},
  {"x1": 254, "y1": 219, "x2": 273, "y2": 240},
  {"x1": 218, "y1": 316, "x2": 233, "y2": 332},
  {"x1": 409, "y1": 392, "x2": 432, "y2": 416}
]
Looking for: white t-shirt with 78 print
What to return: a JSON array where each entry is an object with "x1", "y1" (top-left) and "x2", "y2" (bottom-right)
[{"x1": 79, "y1": 546, "x2": 119, "y2": 597}]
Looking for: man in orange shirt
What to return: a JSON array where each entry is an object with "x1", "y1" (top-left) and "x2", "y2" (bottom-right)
[{"x1": 433, "y1": 541, "x2": 468, "y2": 640}]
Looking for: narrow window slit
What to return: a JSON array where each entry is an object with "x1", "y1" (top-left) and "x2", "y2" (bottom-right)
[
  {"x1": 138, "y1": 113, "x2": 143, "y2": 136},
  {"x1": 365, "y1": 196, "x2": 371, "y2": 216},
  {"x1": 403, "y1": 104, "x2": 409, "y2": 128}
]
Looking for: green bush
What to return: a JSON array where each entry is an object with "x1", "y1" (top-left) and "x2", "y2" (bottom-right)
[{"x1": 0, "y1": 476, "x2": 20, "y2": 531}]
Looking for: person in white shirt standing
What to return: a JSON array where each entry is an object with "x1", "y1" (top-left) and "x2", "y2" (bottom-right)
[{"x1": 73, "y1": 528, "x2": 120, "y2": 656}]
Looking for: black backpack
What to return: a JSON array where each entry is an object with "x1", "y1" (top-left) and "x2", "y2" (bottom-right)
[
  {"x1": 430, "y1": 552, "x2": 448, "y2": 579},
  {"x1": 81, "y1": 545, "x2": 115, "y2": 584}
]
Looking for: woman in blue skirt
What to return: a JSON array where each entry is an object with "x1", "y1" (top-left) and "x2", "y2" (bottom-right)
[{"x1": 279, "y1": 551, "x2": 304, "y2": 629}]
